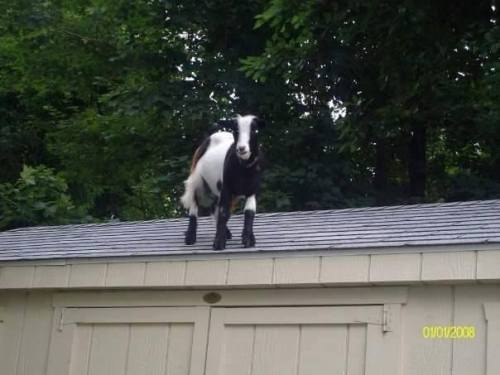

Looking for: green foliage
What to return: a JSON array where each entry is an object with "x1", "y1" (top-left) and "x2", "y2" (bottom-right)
[
  {"x1": 0, "y1": 0, "x2": 499, "y2": 230},
  {"x1": 0, "y1": 165, "x2": 85, "y2": 230},
  {"x1": 243, "y1": 0, "x2": 500, "y2": 203}
]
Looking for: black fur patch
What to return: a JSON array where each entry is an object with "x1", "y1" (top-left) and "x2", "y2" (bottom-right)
[
  {"x1": 185, "y1": 215, "x2": 197, "y2": 245},
  {"x1": 195, "y1": 177, "x2": 218, "y2": 216},
  {"x1": 223, "y1": 145, "x2": 262, "y2": 197},
  {"x1": 242, "y1": 210, "x2": 256, "y2": 248},
  {"x1": 216, "y1": 180, "x2": 222, "y2": 191},
  {"x1": 190, "y1": 137, "x2": 211, "y2": 172},
  {"x1": 202, "y1": 177, "x2": 212, "y2": 196}
]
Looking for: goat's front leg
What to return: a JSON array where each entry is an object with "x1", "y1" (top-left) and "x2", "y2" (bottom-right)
[
  {"x1": 212, "y1": 207, "x2": 232, "y2": 240},
  {"x1": 184, "y1": 204, "x2": 198, "y2": 245},
  {"x1": 242, "y1": 195, "x2": 256, "y2": 248},
  {"x1": 213, "y1": 189, "x2": 231, "y2": 250}
]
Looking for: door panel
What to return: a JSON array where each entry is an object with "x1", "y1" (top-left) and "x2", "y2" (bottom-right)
[
  {"x1": 205, "y1": 306, "x2": 400, "y2": 375},
  {"x1": 298, "y1": 325, "x2": 349, "y2": 375},
  {"x1": 46, "y1": 307, "x2": 209, "y2": 375},
  {"x1": 252, "y1": 325, "x2": 299, "y2": 375},
  {"x1": 46, "y1": 304, "x2": 400, "y2": 375},
  {"x1": 85, "y1": 324, "x2": 130, "y2": 375},
  {"x1": 125, "y1": 324, "x2": 170, "y2": 375}
]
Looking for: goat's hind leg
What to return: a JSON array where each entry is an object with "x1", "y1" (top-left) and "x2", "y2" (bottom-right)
[
  {"x1": 181, "y1": 178, "x2": 199, "y2": 245},
  {"x1": 184, "y1": 204, "x2": 198, "y2": 245},
  {"x1": 242, "y1": 195, "x2": 256, "y2": 248}
]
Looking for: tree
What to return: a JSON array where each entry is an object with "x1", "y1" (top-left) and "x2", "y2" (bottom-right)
[
  {"x1": 0, "y1": 165, "x2": 83, "y2": 229},
  {"x1": 242, "y1": 0, "x2": 500, "y2": 203},
  {"x1": 0, "y1": 0, "x2": 499, "y2": 230}
]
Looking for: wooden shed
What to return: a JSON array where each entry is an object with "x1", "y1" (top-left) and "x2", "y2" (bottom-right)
[{"x1": 1, "y1": 199, "x2": 500, "y2": 375}]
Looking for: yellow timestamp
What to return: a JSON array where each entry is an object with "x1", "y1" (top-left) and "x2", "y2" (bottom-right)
[{"x1": 422, "y1": 325, "x2": 475, "y2": 339}]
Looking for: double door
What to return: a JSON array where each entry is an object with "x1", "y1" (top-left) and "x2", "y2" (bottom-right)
[{"x1": 47, "y1": 303, "x2": 400, "y2": 375}]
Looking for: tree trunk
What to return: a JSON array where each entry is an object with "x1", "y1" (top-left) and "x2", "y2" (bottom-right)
[{"x1": 408, "y1": 123, "x2": 427, "y2": 199}]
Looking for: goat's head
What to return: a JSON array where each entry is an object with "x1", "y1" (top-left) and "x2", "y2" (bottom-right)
[{"x1": 214, "y1": 115, "x2": 265, "y2": 161}]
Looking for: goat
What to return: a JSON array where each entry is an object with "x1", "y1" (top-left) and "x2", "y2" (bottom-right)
[{"x1": 181, "y1": 114, "x2": 265, "y2": 250}]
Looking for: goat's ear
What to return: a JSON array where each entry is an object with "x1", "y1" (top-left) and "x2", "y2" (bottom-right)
[
  {"x1": 215, "y1": 119, "x2": 237, "y2": 132},
  {"x1": 210, "y1": 122, "x2": 221, "y2": 133},
  {"x1": 211, "y1": 119, "x2": 233, "y2": 133}
]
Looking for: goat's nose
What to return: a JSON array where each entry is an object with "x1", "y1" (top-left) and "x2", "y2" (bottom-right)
[{"x1": 237, "y1": 146, "x2": 247, "y2": 153}]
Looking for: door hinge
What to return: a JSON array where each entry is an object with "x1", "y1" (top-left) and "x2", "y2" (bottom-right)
[
  {"x1": 383, "y1": 304, "x2": 392, "y2": 333},
  {"x1": 58, "y1": 308, "x2": 65, "y2": 331}
]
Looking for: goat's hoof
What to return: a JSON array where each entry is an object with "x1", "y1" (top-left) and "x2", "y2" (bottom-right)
[
  {"x1": 185, "y1": 231, "x2": 196, "y2": 245},
  {"x1": 242, "y1": 232, "x2": 255, "y2": 248},
  {"x1": 212, "y1": 236, "x2": 226, "y2": 251},
  {"x1": 226, "y1": 228, "x2": 232, "y2": 240}
]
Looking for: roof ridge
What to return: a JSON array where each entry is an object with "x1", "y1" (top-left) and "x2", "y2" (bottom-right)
[{"x1": 2, "y1": 199, "x2": 500, "y2": 234}]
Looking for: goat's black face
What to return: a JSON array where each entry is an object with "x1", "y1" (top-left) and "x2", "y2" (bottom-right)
[
  {"x1": 232, "y1": 115, "x2": 265, "y2": 161},
  {"x1": 213, "y1": 115, "x2": 265, "y2": 160}
]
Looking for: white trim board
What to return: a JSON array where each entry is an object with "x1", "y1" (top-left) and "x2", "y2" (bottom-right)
[{"x1": 52, "y1": 287, "x2": 409, "y2": 308}]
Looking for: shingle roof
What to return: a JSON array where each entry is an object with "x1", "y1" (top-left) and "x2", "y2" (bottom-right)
[{"x1": 0, "y1": 200, "x2": 499, "y2": 261}]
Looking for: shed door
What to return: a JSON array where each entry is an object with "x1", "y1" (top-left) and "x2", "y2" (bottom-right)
[
  {"x1": 205, "y1": 306, "x2": 400, "y2": 375},
  {"x1": 46, "y1": 306, "x2": 209, "y2": 375}
]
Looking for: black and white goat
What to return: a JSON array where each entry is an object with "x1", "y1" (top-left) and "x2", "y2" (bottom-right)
[{"x1": 181, "y1": 114, "x2": 265, "y2": 250}]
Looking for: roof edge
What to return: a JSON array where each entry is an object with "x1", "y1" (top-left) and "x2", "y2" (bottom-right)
[{"x1": 1, "y1": 246, "x2": 500, "y2": 290}]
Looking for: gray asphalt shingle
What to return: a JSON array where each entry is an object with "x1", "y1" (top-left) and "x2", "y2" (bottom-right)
[{"x1": 0, "y1": 200, "x2": 499, "y2": 261}]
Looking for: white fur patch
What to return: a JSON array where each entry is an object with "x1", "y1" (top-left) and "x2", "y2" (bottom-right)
[
  {"x1": 189, "y1": 205, "x2": 198, "y2": 216},
  {"x1": 244, "y1": 195, "x2": 256, "y2": 212},
  {"x1": 181, "y1": 131, "x2": 234, "y2": 212},
  {"x1": 236, "y1": 115, "x2": 255, "y2": 160}
]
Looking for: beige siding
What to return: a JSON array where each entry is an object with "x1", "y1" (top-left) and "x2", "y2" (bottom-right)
[
  {"x1": 477, "y1": 251, "x2": 500, "y2": 280},
  {"x1": 0, "y1": 292, "x2": 53, "y2": 375},
  {"x1": 452, "y1": 286, "x2": 500, "y2": 375},
  {"x1": 106, "y1": 263, "x2": 146, "y2": 287},
  {"x1": 273, "y1": 257, "x2": 320, "y2": 284},
  {"x1": 1, "y1": 249, "x2": 500, "y2": 289},
  {"x1": 16, "y1": 293, "x2": 54, "y2": 375},
  {"x1": 0, "y1": 267, "x2": 34, "y2": 288},
  {"x1": 370, "y1": 253, "x2": 421, "y2": 282},
  {"x1": 33, "y1": 266, "x2": 70, "y2": 288},
  {"x1": 205, "y1": 306, "x2": 392, "y2": 375},
  {"x1": 402, "y1": 286, "x2": 454, "y2": 375},
  {"x1": 347, "y1": 325, "x2": 367, "y2": 375},
  {"x1": 144, "y1": 261, "x2": 185, "y2": 286},
  {"x1": 185, "y1": 260, "x2": 228, "y2": 286},
  {"x1": 421, "y1": 252, "x2": 476, "y2": 281},
  {"x1": 320, "y1": 255, "x2": 370, "y2": 283},
  {"x1": 0, "y1": 292, "x2": 28, "y2": 375},
  {"x1": 483, "y1": 302, "x2": 500, "y2": 375},
  {"x1": 251, "y1": 326, "x2": 299, "y2": 375},
  {"x1": 227, "y1": 258, "x2": 274, "y2": 285},
  {"x1": 46, "y1": 306, "x2": 209, "y2": 375},
  {"x1": 1, "y1": 285, "x2": 500, "y2": 375},
  {"x1": 69, "y1": 264, "x2": 107, "y2": 287},
  {"x1": 70, "y1": 323, "x2": 192, "y2": 375}
]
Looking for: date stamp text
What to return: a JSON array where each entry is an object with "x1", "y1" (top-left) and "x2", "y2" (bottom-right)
[{"x1": 422, "y1": 325, "x2": 475, "y2": 339}]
